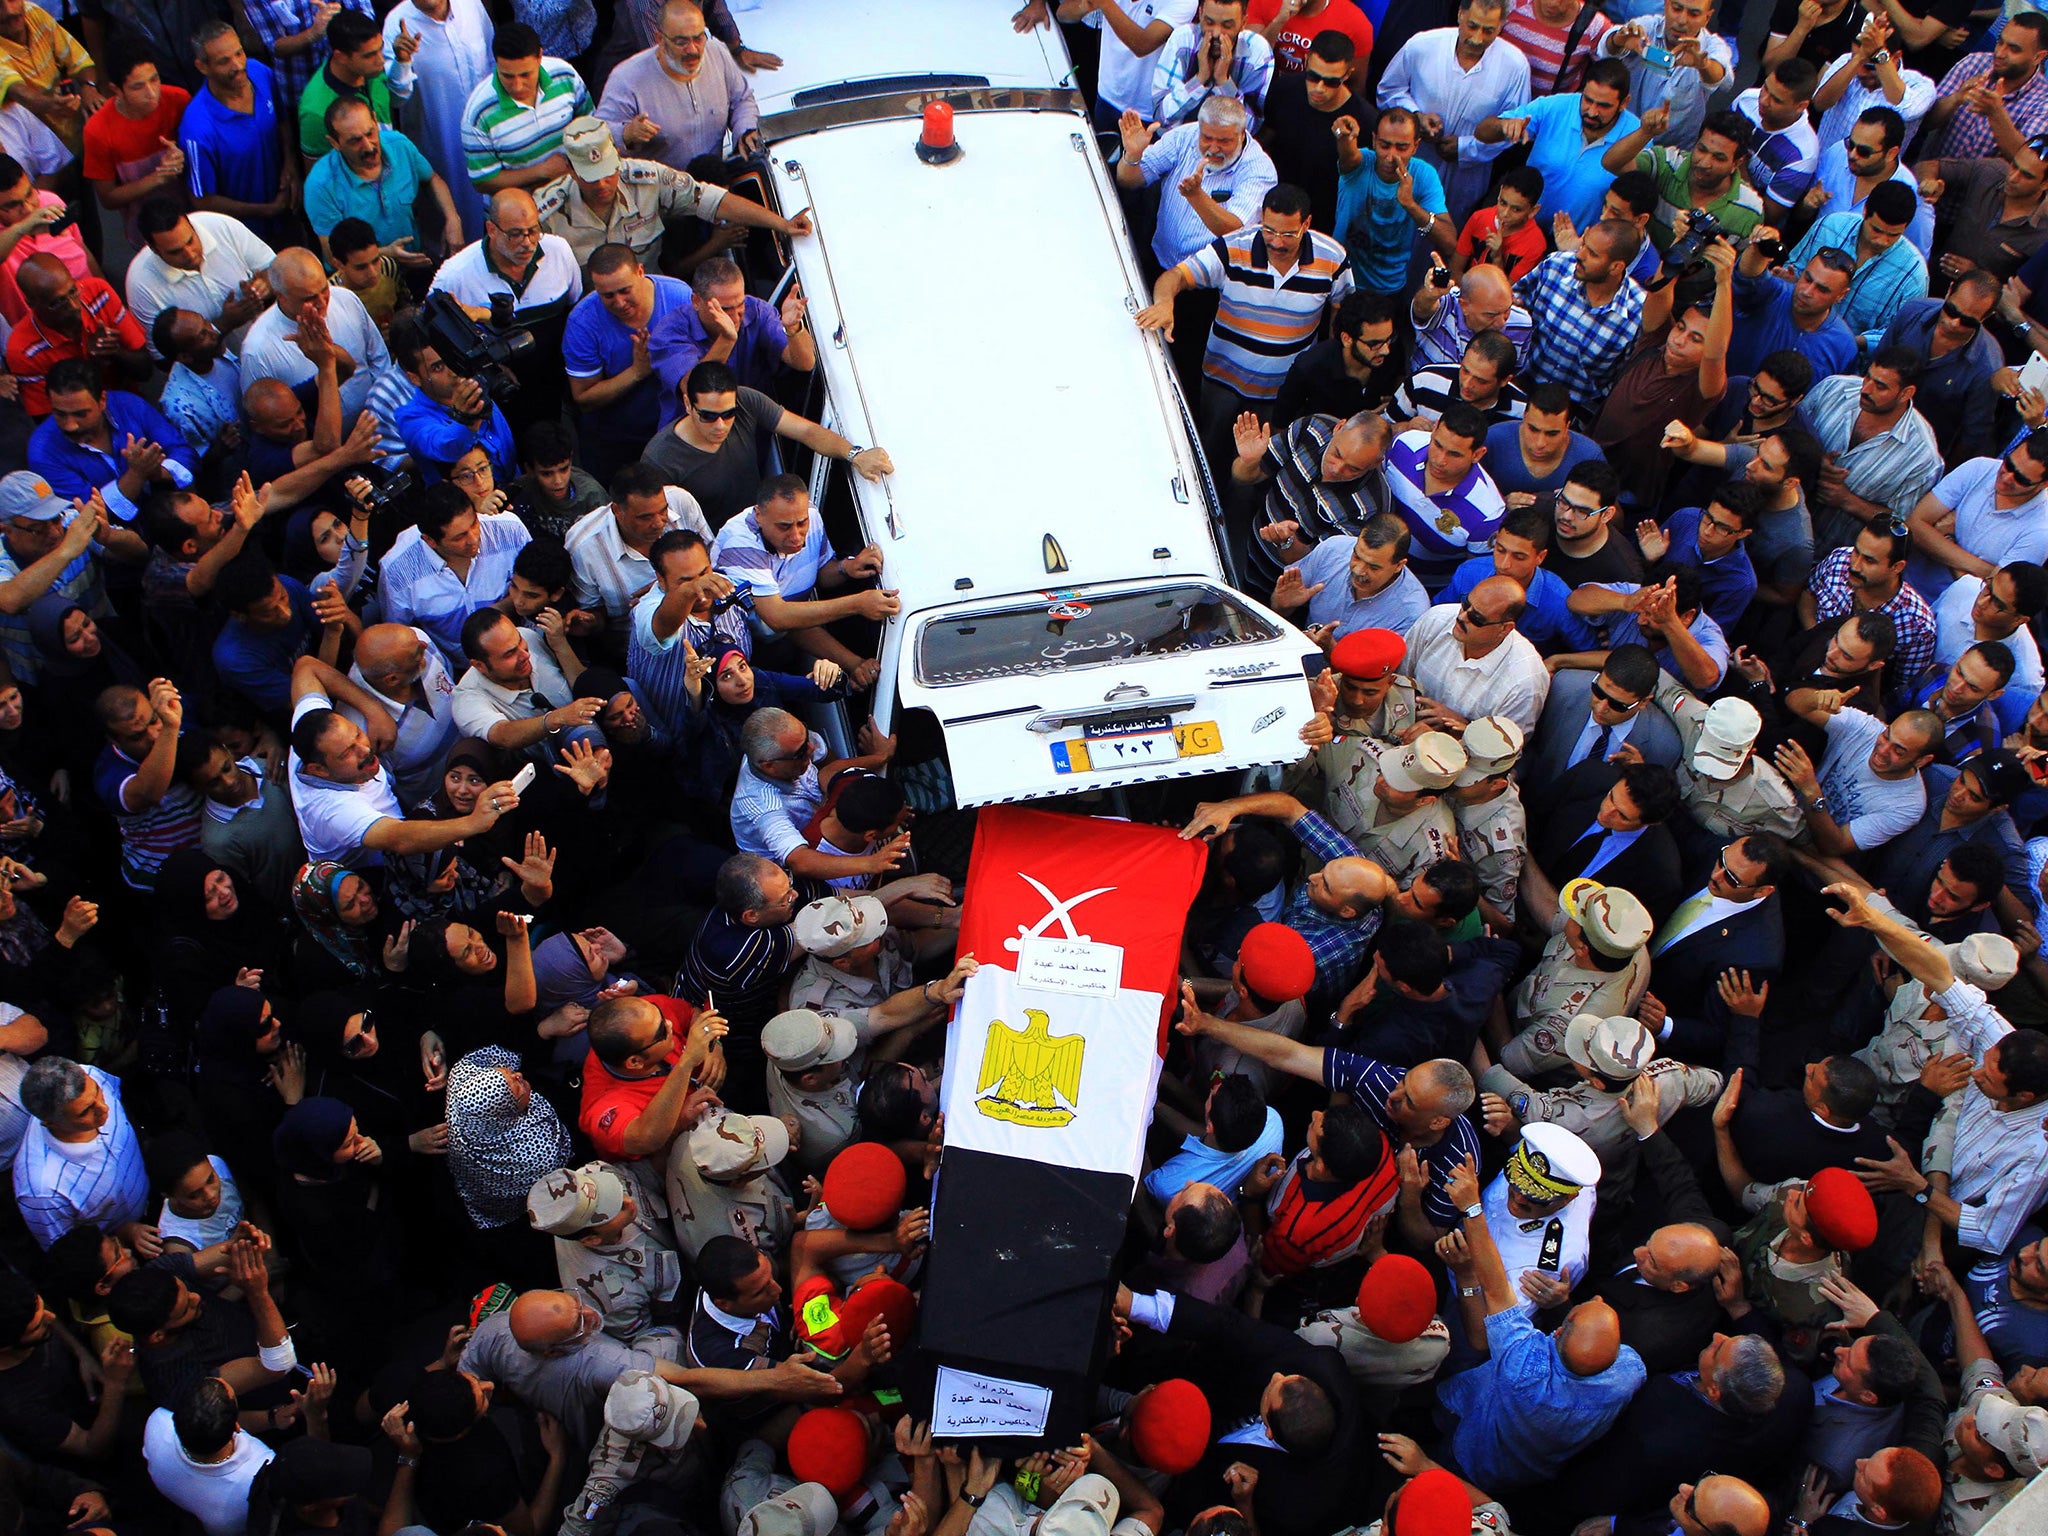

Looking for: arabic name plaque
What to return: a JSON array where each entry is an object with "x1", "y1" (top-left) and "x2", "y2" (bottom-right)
[
  {"x1": 1016, "y1": 938, "x2": 1123, "y2": 999},
  {"x1": 932, "y1": 1366, "x2": 1053, "y2": 1438}
]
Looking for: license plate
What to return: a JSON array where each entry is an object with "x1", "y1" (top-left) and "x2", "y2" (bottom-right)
[
  {"x1": 1051, "y1": 721, "x2": 1222, "y2": 774},
  {"x1": 1084, "y1": 713, "x2": 1173, "y2": 737}
]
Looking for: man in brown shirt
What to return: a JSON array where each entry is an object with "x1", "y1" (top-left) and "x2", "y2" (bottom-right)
[
  {"x1": 1919, "y1": 150, "x2": 2048, "y2": 282},
  {"x1": 1591, "y1": 234, "x2": 1733, "y2": 507}
]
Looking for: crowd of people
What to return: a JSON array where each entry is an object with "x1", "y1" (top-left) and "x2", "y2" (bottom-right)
[{"x1": 0, "y1": 3, "x2": 2044, "y2": 1536}]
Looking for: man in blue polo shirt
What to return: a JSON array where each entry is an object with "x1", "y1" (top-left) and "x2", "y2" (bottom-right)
[
  {"x1": 180, "y1": 22, "x2": 296, "y2": 246},
  {"x1": 566, "y1": 244, "x2": 693, "y2": 484},
  {"x1": 211, "y1": 548, "x2": 318, "y2": 722},
  {"x1": 1728, "y1": 233, "x2": 1859, "y2": 380},
  {"x1": 647, "y1": 254, "x2": 812, "y2": 429},
  {"x1": 28, "y1": 361, "x2": 196, "y2": 525},
  {"x1": 1478, "y1": 57, "x2": 1639, "y2": 230},
  {"x1": 304, "y1": 98, "x2": 464, "y2": 267},
  {"x1": 388, "y1": 313, "x2": 518, "y2": 480}
]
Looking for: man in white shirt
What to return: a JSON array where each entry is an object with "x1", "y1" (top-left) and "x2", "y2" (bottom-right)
[
  {"x1": 1377, "y1": 0, "x2": 1532, "y2": 219},
  {"x1": 384, "y1": 0, "x2": 496, "y2": 238},
  {"x1": 565, "y1": 462, "x2": 709, "y2": 652},
  {"x1": 143, "y1": 1378, "x2": 276, "y2": 1536},
  {"x1": 1115, "y1": 93, "x2": 1278, "y2": 271},
  {"x1": 1828, "y1": 884, "x2": 2048, "y2": 1262},
  {"x1": 240, "y1": 249, "x2": 395, "y2": 422},
  {"x1": 449, "y1": 607, "x2": 601, "y2": 760},
  {"x1": 124, "y1": 208, "x2": 275, "y2": 350},
  {"x1": 345, "y1": 622, "x2": 461, "y2": 806},
  {"x1": 428, "y1": 187, "x2": 583, "y2": 427},
  {"x1": 1400, "y1": 573, "x2": 1550, "y2": 734},
  {"x1": 1061, "y1": 0, "x2": 1193, "y2": 129},
  {"x1": 1932, "y1": 564, "x2": 2045, "y2": 736},
  {"x1": 287, "y1": 653, "x2": 513, "y2": 867},
  {"x1": 1812, "y1": 33, "x2": 1939, "y2": 148}
]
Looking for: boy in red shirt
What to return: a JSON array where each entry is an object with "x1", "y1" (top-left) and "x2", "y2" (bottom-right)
[{"x1": 1454, "y1": 164, "x2": 1548, "y2": 282}]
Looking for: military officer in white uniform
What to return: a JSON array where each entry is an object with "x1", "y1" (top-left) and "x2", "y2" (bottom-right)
[
  {"x1": 1650, "y1": 680, "x2": 1804, "y2": 846},
  {"x1": 1450, "y1": 716, "x2": 1527, "y2": 930},
  {"x1": 761, "y1": 1008, "x2": 859, "y2": 1176},
  {"x1": 528, "y1": 1161, "x2": 686, "y2": 1360},
  {"x1": 1460, "y1": 1123, "x2": 1601, "y2": 1321},
  {"x1": 1503, "y1": 877, "x2": 1653, "y2": 1075}
]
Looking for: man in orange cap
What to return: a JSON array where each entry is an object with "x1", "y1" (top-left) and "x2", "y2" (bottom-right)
[{"x1": 1725, "y1": 1162, "x2": 1877, "y2": 1367}]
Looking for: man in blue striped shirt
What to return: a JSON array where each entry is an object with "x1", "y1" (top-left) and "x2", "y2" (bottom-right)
[{"x1": 13, "y1": 1059, "x2": 151, "y2": 1250}]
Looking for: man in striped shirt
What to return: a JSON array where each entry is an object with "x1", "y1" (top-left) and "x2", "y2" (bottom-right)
[
  {"x1": 1137, "y1": 184, "x2": 1352, "y2": 455},
  {"x1": 629, "y1": 528, "x2": 751, "y2": 735},
  {"x1": 1500, "y1": 0, "x2": 1611, "y2": 93},
  {"x1": 92, "y1": 678, "x2": 202, "y2": 892},
  {"x1": 13, "y1": 1058, "x2": 151, "y2": 1250},
  {"x1": 1235, "y1": 408, "x2": 1393, "y2": 588},
  {"x1": 680, "y1": 851, "x2": 803, "y2": 1108},
  {"x1": 459, "y1": 22, "x2": 590, "y2": 195}
]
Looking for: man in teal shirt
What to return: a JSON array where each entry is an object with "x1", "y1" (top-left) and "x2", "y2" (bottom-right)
[
  {"x1": 305, "y1": 98, "x2": 464, "y2": 267},
  {"x1": 1333, "y1": 107, "x2": 1453, "y2": 295}
]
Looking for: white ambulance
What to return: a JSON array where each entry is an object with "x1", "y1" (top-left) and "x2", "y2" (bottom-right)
[{"x1": 743, "y1": 0, "x2": 1319, "y2": 806}]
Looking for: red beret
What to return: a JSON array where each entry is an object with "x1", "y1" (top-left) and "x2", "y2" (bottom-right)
[
  {"x1": 841, "y1": 1275, "x2": 919, "y2": 1350},
  {"x1": 823, "y1": 1142, "x2": 906, "y2": 1233},
  {"x1": 1355, "y1": 1254, "x2": 1437, "y2": 1344},
  {"x1": 1330, "y1": 627, "x2": 1406, "y2": 680},
  {"x1": 1805, "y1": 1167, "x2": 1878, "y2": 1252},
  {"x1": 787, "y1": 1407, "x2": 871, "y2": 1499},
  {"x1": 1239, "y1": 922, "x2": 1315, "y2": 1003},
  {"x1": 1392, "y1": 1469, "x2": 1471, "y2": 1536},
  {"x1": 1128, "y1": 1378, "x2": 1211, "y2": 1475}
]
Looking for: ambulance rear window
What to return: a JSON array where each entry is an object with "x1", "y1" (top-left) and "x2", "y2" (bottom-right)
[{"x1": 917, "y1": 587, "x2": 1278, "y2": 686}]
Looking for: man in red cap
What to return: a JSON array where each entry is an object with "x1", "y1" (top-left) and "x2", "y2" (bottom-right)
[
  {"x1": 1725, "y1": 1164, "x2": 1878, "y2": 1367},
  {"x1": 1182, "y1": 924, "x2": 1317, "y2": 1097},
  {"x1": 1300, "y1": 626, "x2": 1422, "y2": 743},
  {"x1": 792, "y1": 1141, "x2": 927, "y2": 1295},
  {"x1": 1296, "y1": 1252, "x2": 1451, "y2": 1393}
]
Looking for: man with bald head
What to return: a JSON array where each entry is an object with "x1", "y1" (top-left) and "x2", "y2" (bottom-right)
[
  {"x1": 1411, "y1": 259, "x2": 1534, "y2": 371},
  {"x1": 429, "y1": 187, "x2": 584, "y2": 429},
  {"x1": 1438, "y1": 1156, "x2": 1645, "y2": 1491},
  {"x1": 1401, "y1": 573, "x2": 1550, "y2": 735},
  {"x1": 1235, "y1": 407, "x2": 1394, "y2": 588},
  {"x1": 1659, "y1": 1474, "x2": 1773, "y2": 1536},
  {"x1": 345, "y1": 622, "x2": 460, "y2": 804},
  {"x1": 240, "y1": 248, "x2": 396, "y2": 422},
  {"x1": 597, "y1": 0, "x2": 761, "y2": 174},
  {"x1": 459, "y1": 1285, "x2": 842, "y2": 1446}
]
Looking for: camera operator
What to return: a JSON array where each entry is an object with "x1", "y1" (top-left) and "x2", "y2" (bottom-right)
[
  {"x1": 389, "y1": 311, "x2": 518, "y2": 483},
  {"x1": 428, "y1": 188, "x2": 582, "y2": 433}
]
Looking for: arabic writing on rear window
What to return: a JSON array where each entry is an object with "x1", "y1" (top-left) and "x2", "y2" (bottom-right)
[{"x1": 917, "y1": 587, "x2": 1279, "y2": 686}]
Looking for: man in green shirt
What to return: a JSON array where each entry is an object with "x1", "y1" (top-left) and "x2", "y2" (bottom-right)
[
  {"x1": 1600, "y1": 102, "x2": 1765, "y2": 254},
  {"x1": 297, "y1": 10, "x2": 395, "y2": 160}
]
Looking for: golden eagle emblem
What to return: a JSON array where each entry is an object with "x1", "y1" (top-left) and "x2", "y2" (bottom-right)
[{"x1": 975, "y1": 1009, "x2": 1083, "y2": 1127}]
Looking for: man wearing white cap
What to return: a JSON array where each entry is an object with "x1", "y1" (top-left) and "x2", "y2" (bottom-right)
[
  {"x1": 760, "y1": 1009, "x2": 859, "y2": 1174},
  {"x1": 528, "y1": 1161, "x2": 685, "y2": 1359},
  {"x1": 1462, "y1": 1122, "x2": 1600, "y2": 1320},
  {"x1": 1651, "y1": 675, "x2": 1804, "y2": 848},
  {"x1": 1923, "y1": 1258, "x2": 2048, "y2": 1536},
  {"x1": 724, "y1": 1477, "x2": 842, "y2": 1536},
  {"x1": 1480, "y1": 1012, "x2": 1722, "y2": 1168},
  {"x1": 1310, "y1": 729, "x2": 1467, "y2": 883},
  {"x1": 1449, "y1": 715, "x2": 1527, "y2": 931},
  {"x1": 535, "y1": 115, "x2": 800, "y2": 270},
  {"x1": 561, "y1": 1369, "x2": 701, "y2": 1536},
  {"x1": 1502, "y1": 877, "x2": 1653, "y2": 1076},
  {"x1": 787, "y1": 896, "x2": 976, "y2": 1057},
  {"x1": 1853, "y1": 928, "x2": 2021, "y2": 1125},
  {"x1": 666, "y1": 1105, "x2": 796, "y2": 1263}
]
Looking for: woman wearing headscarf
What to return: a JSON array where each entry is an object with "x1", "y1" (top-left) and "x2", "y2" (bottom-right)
[
  {"x1": 290, "y1": 862, "x2": 394, "y2": 990},
  {"x1": 192, "y1": 984, "x2": 294, "y2": 1187},
  {"x1": 24, "y1": 594, "x2": 145, "y2": 770},
  {"x1": 280, "y1": 504, "x2": 374, "y2": 607},
  {"x1": 402, "y1": 910, "x2": 566, "y2": 1060},
  {"x1": 155, "y1": 849, "x2": 292, "y2": 1034},
  {"x1": 0, "y1": 857, "x2": 99, "y2": 1026},
  {"x1": 385, "y1": 740, "x2": 550, "y2": 923},
  {"x1": 444, "y1": 1044, "x2": 569, "y2": 1287},
  {"x1": 675, "y1": 645, "x2": 845, "y2": 803},
  {"x1": 272, "y1": 1096, "x2": 401, "y2": 1318}
]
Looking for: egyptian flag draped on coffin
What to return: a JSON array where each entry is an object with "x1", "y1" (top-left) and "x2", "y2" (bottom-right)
[{"x1": 916, "y1": 806, "x2": 1207, "y2": 1447}]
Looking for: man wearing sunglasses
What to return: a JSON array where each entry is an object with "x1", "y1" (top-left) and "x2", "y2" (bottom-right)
[
  {"x1": 1800, "y1": 521, "x2": 1938, "y2": 687},
  {"x1": 1875, "y1": 272, "x2": 2005, "y2": 466},
  {"x1": 1903, "y1": 431, "x2": 2048, "y2": 599},
  {"x1": 1400, "y1": 571, "x2": 1549, "y2": 736},
  {"x1": 1802, "y1": 108, "x2": 1933, "y2": 262}
]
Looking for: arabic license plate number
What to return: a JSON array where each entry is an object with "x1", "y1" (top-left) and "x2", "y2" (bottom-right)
[
  {"x1": 1084, "y1": 714, "x2": 1173, "y2": 738},
  {"x1": 1051, "y1": 721, "x2": 1223, "y2": 774}
]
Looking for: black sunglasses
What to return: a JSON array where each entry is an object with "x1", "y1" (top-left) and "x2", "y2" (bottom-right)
[
  {"x1": 1941, "y1": 299, "x2": 1983, "y2": 331},
  {"x1": 342, "y1": 1008, "x2": 378, "y2": 1058},
  {"x1": 694, "y1": 405, "x2": 739, "y2": 423},
  {"x1": 2004, "y1": 450, "x2": 2046, "y2": 491},
  {"x1": 1591, "y1": 681, "x2": 1644, "y2": 712}
]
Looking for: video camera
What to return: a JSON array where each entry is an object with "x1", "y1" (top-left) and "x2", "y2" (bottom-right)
[
  {"x1": 1665, "y1": 209, "x2": 1783, "y2": 275},
  {"x1": 417, "y1": 291, "x2": 535, "y2": 402}
]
